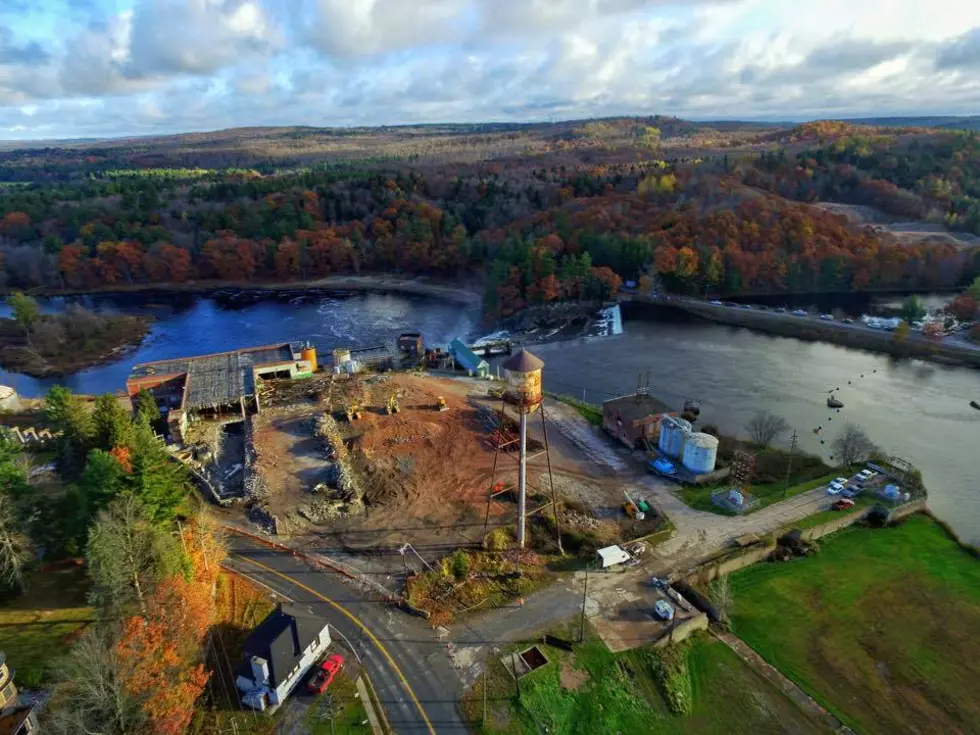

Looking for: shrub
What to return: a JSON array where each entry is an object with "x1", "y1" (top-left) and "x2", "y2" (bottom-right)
[
  {"x1": 450, "y1": 550, "x2": 470, "y2": 580},
  {"x1": 648, "y1": 644, "x2": 693, "y2": 715},
  {"x1": 485, "y1": 527, "x2": 511, "y2": 551}
]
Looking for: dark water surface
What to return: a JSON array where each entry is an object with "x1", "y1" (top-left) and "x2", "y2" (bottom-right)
[{"x1": 0, "y1": 291, "x2": 480, "y2": 396}]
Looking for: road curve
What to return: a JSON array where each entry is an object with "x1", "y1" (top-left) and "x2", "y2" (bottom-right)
[{"x1": 223, "y1": 536, "x2": 468, "y2": 733}]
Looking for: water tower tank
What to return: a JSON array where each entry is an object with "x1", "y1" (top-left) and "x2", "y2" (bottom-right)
[
  {"x1": 682, "y1": 432, "x2": 719, "y2": 474},
  {"x1": 502, "y1": 349, "x2": 544, "y2": 414},
  {"x1": 658, "y1": 416, "x2": 691, "y2": 458},
  {"x1": 301, "y1": 344, "x2": 318, "y2": 373}
]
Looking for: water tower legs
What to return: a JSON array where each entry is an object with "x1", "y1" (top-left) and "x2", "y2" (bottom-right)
[{"x1": 518, "y1": 412, "x2": 528, "y2": 548}]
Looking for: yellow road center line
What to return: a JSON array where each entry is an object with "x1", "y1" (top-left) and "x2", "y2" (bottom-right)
[{"x1": 232, "y1": 553, "x2": 436, "y2": 735}]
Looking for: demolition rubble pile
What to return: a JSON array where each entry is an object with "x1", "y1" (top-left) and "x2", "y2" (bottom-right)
[{"x1": 296, "y1": 413, "x2": 365, "y2": 524}]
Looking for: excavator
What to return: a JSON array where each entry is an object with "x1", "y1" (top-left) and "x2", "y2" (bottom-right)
[
  {"x1": 435, "y1": 396, "x2": 447, "y2": 411},
  {"x1": 345, "y1": 401, "x2": 363, "y2": 421},
  {"x1": 386, "y1": 394, "x2": 400, "y2": 415}
]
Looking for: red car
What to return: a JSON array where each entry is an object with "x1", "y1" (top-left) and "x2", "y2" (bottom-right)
[
  {"x1": 307, "y1": 654, "x2": 344, "y2": 694},
  {"x1": 832, "y1": 498, "x2": 855, "y2": 511}
]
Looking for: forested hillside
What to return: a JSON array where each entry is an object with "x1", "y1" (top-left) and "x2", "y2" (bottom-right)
[{"x1": 1, "y1": 118, "x2": 979, "y2": 317}]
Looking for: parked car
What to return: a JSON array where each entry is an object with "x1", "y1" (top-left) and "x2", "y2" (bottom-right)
[
  {"x1": 793, "y1": 309, "x2": 808, "y2": 316},
  {"x1": 654, "y1": 599, "x2": 675, "y2": 621},
  {"x1": 834, "y1": 477, "x2": 848, "y2": 485},
  {"x1": 710, "y1": 300, "x2": 723, "y2": 306},
  {"x1": 832, "y1": 498, "x2": 855, "y2": 511},
  {"x1": 307, "y1": 654, "x2": 344, "y2": 694},
  {"x1": 775, "y1": 306, "x2": 787, "y2": 313},
  {"x1": 842, "y1": 317, "x2": 855, "y2": 324},
  {"x1": 820, "y1": 313, "x2": 835, "y2": 321},
  {"x1": 741, "y1": 303, "x2": 753, "y2": 309},
  {"x1": 826, "y1": 482, "x2": 844, "y2": 495},
  {"x1": 857, "y1": 469, "x2": 876, "y2": 481}
]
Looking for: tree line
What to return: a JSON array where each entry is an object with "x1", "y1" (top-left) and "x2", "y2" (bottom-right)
[
  {"x1": 2, "y1": 136, "x2": 980, "y2": 318},
  {"x1": 0, "y1": 388, "x2": 222, "y2": 733}
]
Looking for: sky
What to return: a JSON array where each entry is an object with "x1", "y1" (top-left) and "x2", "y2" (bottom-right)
[{"x1": 1, "y1": 0, "x2": 980, "y2": 140}]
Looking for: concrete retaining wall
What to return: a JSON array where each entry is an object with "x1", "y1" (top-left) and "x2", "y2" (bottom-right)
[
  {"x1": 686, "y1": 501, "x2": 930, "y2": 586},
  {"x1": 652, "y1": 612, "x2": 710, "y2": 648}
]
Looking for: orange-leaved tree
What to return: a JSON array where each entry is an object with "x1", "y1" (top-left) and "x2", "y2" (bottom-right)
[{"x1": 115, "y1": 514, "x2": 225, "y2": 735}]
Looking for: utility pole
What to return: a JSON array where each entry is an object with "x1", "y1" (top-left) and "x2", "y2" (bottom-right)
[
  {"x1": 783, "y1": 430, "x2": 798, "y2": 498},
  {"x1": 579, "y1": 563, "x2": 590, "y2": 642}
]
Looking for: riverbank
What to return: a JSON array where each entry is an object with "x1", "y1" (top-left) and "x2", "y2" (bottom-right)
[
  {"x1": 17, "y1": 273, "x2": 483, "y2": 307},
  {"x1": 0, "y1": 312, "x2": 152, "y2": 377},
  {"x1": 663, "y1": 299, "x2": 980, "y2": 369}
]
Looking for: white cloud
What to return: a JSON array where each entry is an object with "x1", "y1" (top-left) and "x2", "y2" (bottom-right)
[
  {"x1": 125, "y1": 0, "x2": 277, "y2": 77},
  {"x1": 3, "y1": 0, "x2": 980, "y2": 138}
]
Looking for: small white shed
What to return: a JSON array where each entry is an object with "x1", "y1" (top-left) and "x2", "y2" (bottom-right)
[{"x1": 596, "y1": 545, "x2": 631, "y2": 568}]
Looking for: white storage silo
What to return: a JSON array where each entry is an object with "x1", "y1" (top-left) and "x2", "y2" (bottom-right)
[
  {"x1": 682, "y1": 432, "x2": 719, "y2": 474},
  {"x1": 658, "y1": 416, "x2": 692, "y2": 458}
]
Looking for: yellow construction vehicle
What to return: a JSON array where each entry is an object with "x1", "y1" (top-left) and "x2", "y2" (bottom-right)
[
  {"x1": 435, "y1": 396, "x2": 447, "y2": 411},
  {"x1": 345, "y1": 402, "x2": 363, "y2": 421},
  {"x1": 386, "y1": 394, "x2": 400, "y2": 415}
]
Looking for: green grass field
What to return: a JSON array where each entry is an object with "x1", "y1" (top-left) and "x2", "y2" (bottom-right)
[
  {"x1": 304, "y1": 673, "x2": 370, "y2": 734},
  {"x1": 681, "y1": 472, "x2": 836, "y2": 515},
  {"x1": 0, "y1": 564, "x2": 94, "y2": 686},
  {"x1": 730, "y1": 514, "x2": 980, "y2": 734},
  {"x1": 464, "y1": 632, "x2": 827, "y2": 735}
]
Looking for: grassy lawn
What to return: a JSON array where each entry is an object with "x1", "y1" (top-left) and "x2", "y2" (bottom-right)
[
  {"x1": 463, "y1": 631, "x2": 827, "y2": 735},
  {"x1": 305, "y1": 672, "x2": 371, "y2": 734},
  {"x1": 0, "y1": 563, "x2": 94, "y2": 686},
  {"x1": 729, "y1": 514, "x2": 980, "y2": 735},
  {"x1": 680, "y1": 472, "x2": 837, "y2": 515}
]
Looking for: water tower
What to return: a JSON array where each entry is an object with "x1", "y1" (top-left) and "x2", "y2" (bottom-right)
[{"x1": 502, "y1": 349, "x2": 544, "y2": 548}]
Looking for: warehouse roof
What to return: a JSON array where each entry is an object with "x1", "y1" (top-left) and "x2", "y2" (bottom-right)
[
  {"x1": 128, "y1": 342, "x2": 303, "y2": 410},
  {"x1": 449, "y1": 338, "x2": 488, "y2": 372},
  {"x1": 602, "y1": 393, "x2": 670, "y2": 424}
]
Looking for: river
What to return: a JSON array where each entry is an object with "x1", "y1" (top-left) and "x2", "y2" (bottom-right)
[
  {"x1": 0, "y1": 290, "x2": 480, "y2": 396},
  {"x1": 1, "y1": 292, "x2": 977, "y2": 544},
  {"x1": 498, "y1": 304, "x2": 980, "y2": 545}
]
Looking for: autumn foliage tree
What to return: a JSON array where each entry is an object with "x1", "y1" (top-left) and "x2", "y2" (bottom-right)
[{"x1": 114, "y1": 515, "x2": 224, "y2": 735}]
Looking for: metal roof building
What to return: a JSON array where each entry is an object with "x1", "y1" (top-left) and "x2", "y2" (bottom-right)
[
  {"x1": 449, "y1": 338, "x2": 490, "y2": 377},
  {"x1": 126, "y1": 341, "x2": 317, "y2": 441}
]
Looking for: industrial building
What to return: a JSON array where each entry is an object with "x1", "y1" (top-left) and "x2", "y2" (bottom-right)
[
  {"x1": 602, "y1": 392, "x2": 671, "y2": 448},
  {"x1": 657, "y1": 416, "x2": 719, "y2": 474},
  {"x1": 449, "y1": 338, "x2": 490, "y2": 378},
  {"x1": 126, "y1": 341, "x2": 318, "y2": 442}
]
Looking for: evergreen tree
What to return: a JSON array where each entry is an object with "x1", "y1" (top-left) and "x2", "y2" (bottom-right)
[
  {"x1": 127, "y1": 422, "x2": 186, "y2": 523},
  {"x1": 44, "y1": 386, "x2": 95, "y2": 474},
  {"x1": 133, "y1": 389, "x2": 161, "y2": 430},
  {"x1": 93, "y1": 394, "x2": 132, "y2": 450}
]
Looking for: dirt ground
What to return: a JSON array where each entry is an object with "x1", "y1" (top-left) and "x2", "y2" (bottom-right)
[
  {"x1": 814, "y1": 201, "x2": 980, "y2": 248},
  {"x1": 246, "y1": 373, "x2": 663, "y2": 560}
]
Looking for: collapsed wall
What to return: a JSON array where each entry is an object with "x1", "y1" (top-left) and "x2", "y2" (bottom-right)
[{"x1": 302, "y1": 413, "x2": 364, "y2": 522}]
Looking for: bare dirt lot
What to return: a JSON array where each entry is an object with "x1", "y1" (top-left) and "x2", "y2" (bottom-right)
[
  {"x1": 815, "y1": 201, "x2": 980, "y2": 248},
  {"x1": 246, "y1": 373, "x2": 665, "y2": 563},
  {"x1": 250, "y1": 374, "x2": 509, "y2": 551}
]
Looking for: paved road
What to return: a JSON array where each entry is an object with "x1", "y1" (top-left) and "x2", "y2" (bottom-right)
[
  {"x1": 638, "y1": 476, "x2": 837, "y2": 570},
  {"x1": 224, "y1": 535, "x2": 468, "y2": 733},
  {"x1": 654, "y1": 294, "x2": 980, "y2": 354}
]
